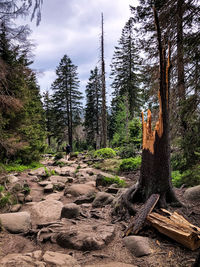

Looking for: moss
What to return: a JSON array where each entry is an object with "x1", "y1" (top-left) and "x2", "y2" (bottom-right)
[
  {"x1": 119, "y1": 156, "x2": 141, "y2": 172},
  {"x1": 100, "y1": 176, "x2": 127, "y2": 188},
  {"x1": 94, "y1": 148, "x2": 116, "y2": 159}
]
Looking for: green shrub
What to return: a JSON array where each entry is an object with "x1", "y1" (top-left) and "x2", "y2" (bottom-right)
[
  {"x1": 0, "y1": 186, "x2": 12, "y2": 208},
  {"x1": 54, "y1": 152, "x2": 64, "y2": 160},
  {"x1": 101, "y1": 176, "x2": 127, "y2": 187},
  {"x1": 94, "y1": 148, "x2": 116, "y2": 159},
  {"x1": 119, "y1": 156, "x2": 141, "y2": 172},
  {"x1": 1, "y1": 162, "x2": 43, "y2": 173},
  {"x1": 172, "y1": 166, "x2": 200, "y2": 188},
  {"x1": 53, "y1": 161, "x2": 66, "y2": 167},
  {"x1": 70, "y1": 152, "x2": 79, "y2": 158},
  {"x1": 118, "y1": 144, "x2": 137, "y2": 159}
]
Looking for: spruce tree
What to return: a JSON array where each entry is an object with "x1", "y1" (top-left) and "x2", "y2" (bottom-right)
[
  {"x1": 51, "y1": 55, "x2": 83, "y2": 150},
  {"x1": 85, "y1": 67, "x2": 102, "y2": 149}
]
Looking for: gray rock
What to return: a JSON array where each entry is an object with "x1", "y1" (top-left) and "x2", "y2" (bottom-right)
[
  {"x1": 0, "y1": 211, "x2": 31, "y2": 233},
  {"x1": 7, "y1": 174, "x2": 19, "y2": 184},
  {"x1": 17, "y1": 192, "x2": 25, "y2": 203},
  {"x1": 42, "y1": 251, "x2": 80, "y2": 267},
  {"x1": 0, "y1": 253, "x2": 45, "y2": 267},
  {"x1": 38, "y1": 181, "x2": 52, "y2": 187},
  {"x1": 92, "y1": 192, "x2": 114, "y2": 208},
  {"x1": 123, "y1": 236, "x2": 152, "y2": 257},
  {"x1": 29, "y1": 167, "x2": 48, "y2": 177},
  {"x1": 25, "y1": 195, "x2": 32, "y2": 202},
  {"x1": 50, "y1": 175, "x2": 68, "y2": 184},
  {"x1": 85, "y1": 263, "x2": 136, "y2": 267},
  {"x1": 184, "y1": 185, "x2": 200, "y2": 201},
  {"x1": 43, "y1": 192, "x2": 63, "y2": 201},
  {"x1": 65, "y1": 184, "x2": 96, "y2": 197},
  {"x1": 56, "y1": 223, "x2": 115, "y2": 251},
  {"x1": 61, "y1": 203, "x2": 80, "y2": 219},
  {"x1": 44, "y1": 183, "x2": 54, "y2": 193},
  {"x1": 10, "y1": 204, "x2": 22, "y2": 212},
  {"x1": 31, "y1": 200, "x2": 63, "y2": 224},
  {"x1": 74, "y1": 194, "x2": 95, "y2": 205}
]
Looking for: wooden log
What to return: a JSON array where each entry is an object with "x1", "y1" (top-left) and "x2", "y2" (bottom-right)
[
  {"x1": 124, "y1": 194, "x2": 160, "y2": 237},
  {"x1": 147, "y1": 209, "x2": 200, "y2": 250}
]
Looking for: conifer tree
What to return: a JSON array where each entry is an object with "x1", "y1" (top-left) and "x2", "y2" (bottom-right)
[
  {"x1": 51, "y1": 55, "x2": 83, "y2": 150},
  {"x1": 85, "y1": 67, "x2": 102, "y2": 149}
]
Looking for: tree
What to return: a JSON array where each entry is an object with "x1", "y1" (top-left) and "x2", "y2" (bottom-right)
[
  {"x1": 51, "y1": 55, "x2": 83, "y2": 150},
  {"x1": 115, "y1": 8, "x2": 180, "y2": 217},
  {"x1": 85, "y1": 67, "x2": 102, "y2": 149},
  {"x1": 43, "y1": 91, "x2": 54, "y2": 146},
  {"x1": 110, "y1": 18, "x2": 142, "y2": 119},
  {"x1": 100, "y1": 13, "x2": 107, "y2": 148}
]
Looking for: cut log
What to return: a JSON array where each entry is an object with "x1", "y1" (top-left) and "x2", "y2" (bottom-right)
[
  {"x1": 147, "y1": 209, "x2": 200, "y2": 250},
  {"x1": 124, "y1": 194, "x2": 160, "y2": 237}
]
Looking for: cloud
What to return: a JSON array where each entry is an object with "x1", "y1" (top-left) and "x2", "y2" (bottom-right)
[{"x1": 27, "y1": 0, "x2": 138, "y2": 103}]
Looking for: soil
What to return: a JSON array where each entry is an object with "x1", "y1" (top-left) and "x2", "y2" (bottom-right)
[{"x1": 0, "y1": 155, "x2": 199, "y2": 267}]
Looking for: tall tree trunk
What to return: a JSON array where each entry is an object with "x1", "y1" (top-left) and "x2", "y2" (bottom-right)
[
  {"x1": 69, "y1": 82, "x2": 73, "y2": 150},
  {"x1": 101, "y1": 13, "x2": 107, "y2": 148}
]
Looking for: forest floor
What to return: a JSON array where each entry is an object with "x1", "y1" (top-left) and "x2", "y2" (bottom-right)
[{"x1": 0, "y1": 154, "x2": 199, "y2": 267}]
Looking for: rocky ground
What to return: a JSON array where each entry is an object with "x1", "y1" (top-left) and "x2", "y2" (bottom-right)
[{"x1": 0, "y1": 154, "x2": 200, "y2": 267}]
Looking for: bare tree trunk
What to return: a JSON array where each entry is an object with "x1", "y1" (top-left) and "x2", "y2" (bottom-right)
[{"x1": 101, "y1": 13, "x2": 107, "y2": 148}]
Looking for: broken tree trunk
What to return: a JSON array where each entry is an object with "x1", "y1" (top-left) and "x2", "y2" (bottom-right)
[{"x1": 147, "y1": 209, "x2": 200, "y2": 250}]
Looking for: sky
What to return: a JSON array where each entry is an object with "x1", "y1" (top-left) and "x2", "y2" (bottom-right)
[{"x1": 26, "y1": 0, "x2": 138, "y2": 104}]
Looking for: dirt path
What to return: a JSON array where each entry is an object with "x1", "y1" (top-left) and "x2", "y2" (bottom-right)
[{"x1": 0, "y1": 155, "x2": 199, "y2": 266}]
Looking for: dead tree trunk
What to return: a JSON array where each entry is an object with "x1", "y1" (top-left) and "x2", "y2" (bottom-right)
[{"x1": 114, "y1": 8, "x2": 181, "y2": 217}]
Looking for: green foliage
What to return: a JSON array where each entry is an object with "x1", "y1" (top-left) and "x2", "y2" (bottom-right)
[
  {"x1": 70, "y1": 152, "x2": 79, "y2": 158},
  {"x1": 22, "y1": 186, "x2": 30, "y2": 195},
  {"x1": 0, "y1": 186, "x2": 11, "y2": 208},
  {"x1": 172, "y1": 165, "x2": 200, "y2": 188},
  {"x1": 94, "y1": 148, "x2": 116, "y2": 159},
  {"x1": 53, "y1": 161, "x2": 66, "y2": 167},
  {"x1": 128, "y1": 118, "x2": 142, "y2": 149},
  {"x1": 101, "y1": 176, "x2": 127, "y2": 188},
  {"x1": 44, "y1": 167, "x2": 56, "y2": 178},
  {"x1": 0, "y1": 161, "x2": 43, "y2": 173},
  {"x1": 118, "y1": 144, "x2": 137, "y2": 159},
  {"x1": 54, "y1": 152, "x2": 64, "y2": 160},
  {"x1": 119, "y1": 156, "x2": 141, "y2": 172},
  {"x1": 93, "y1": 158, "x2": 122, "y2": 173}
]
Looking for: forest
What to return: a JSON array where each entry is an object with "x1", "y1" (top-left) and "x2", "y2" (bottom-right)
[{"x1": 0, "y1": 0, "x2": 200, "y2": 266}]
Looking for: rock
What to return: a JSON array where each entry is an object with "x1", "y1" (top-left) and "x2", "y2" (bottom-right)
[
  {"x1": 30, "y1": 176, "x2": 39, "y2": 182},
  {"x1": 92, "y1": 192, "x2": 114, "y2": 208},
  {"x1": 7, "y1": 174, "x2": 19, "y2": 184},
  {"x1": 123, "y1": 236, "x2": 152, "y2": 257},
  {"x1": 38, "y1": 181, "x2": 52, "y2": 187},
  {"x1": 0, "y1": 212, "x2": 31, "y2": 233},
  {"x1": 64, "y1": 184, "x2": 96, "y2": 197},
  {"x1": 29, "y1": 167, "x2": 48, "y2": 177},
  {"x1": 0, "y1": 253, "x2": 45, "y2": 267},
  {"x1": 54, "y1": 182, "x2": 65, "y2": 191},
  {"x1": 10, "y1": 204, "x2": 22, "y2": 212},
  {"x1": 43, "y1": 251, "x2": 80, "y2": 267},
  {"x1": 31, "y1": 200, "x2": 63, "y2": 224},
  {"x1": 74, "y1": 194, "x2": 95, "y2": 205},
  {"x1": 50, "y1": 175, "x2": 68, "y2": 184},
  {"x1": 44, "y1": 192, "x2": 63, "y2": 201},
  {"x1": 44, "y1": 183, "x2": 54, "y2": 193},
  {"x1": 25, "y1": 195, "x2": 32, "y2": 202},
  {"x1": 61, "y1": 203, "x2": 80, "y2": 219},
  {"x1": 106, "y1": 186, "x2": 119, "y2": 194},
  {"x1": 17, "y1": 193, "x2": 25, "y2": 203},
  {"x1": 85, "y1": 181, "x2": 96, "y2": 187},
  {"x1": 184, "y1": 185, "x2": 200, "y2": 201},
  {"x1": 56, "y1": 223, "x2": 115, "y2": 250},
  {"x1": 67, "y1": 177, "x2": 74, "y2": 183},
  {"x1": 85, "y1": 262, "x2": 136, "y2": 267}
]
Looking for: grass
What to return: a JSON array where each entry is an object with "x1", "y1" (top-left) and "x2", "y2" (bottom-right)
[
  {"x1": 93, "y1": 158, "x2": 122, "y2": 174},
  {"x1": 119, "y1": 156, "x2": 141, "y2": 172},
  {"x1": 0, "y1": 161, "x2": 44, "y2": 173},
  {"x1": 101, "y1": 175, "x2": 127, "y2": 188}
]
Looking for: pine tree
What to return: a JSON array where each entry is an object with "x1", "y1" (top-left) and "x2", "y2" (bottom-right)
[
  {"x1": 110, "y1": 18, "x2": 142, "y2": 119},
  {"x1": 85, "y1": 67, "x2": 102, "y2": 149},
  {"x1": 43, "y1": 91, "x2": 54, "y2": 146},
  {"x1": 51, "y1": 55, "x2": 83, "y2": 150}
]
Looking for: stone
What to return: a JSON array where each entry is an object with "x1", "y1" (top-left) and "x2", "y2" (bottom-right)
[
  {"x1": 25, "y1": 195, "x2": 32, "y2": 202},
  {"x1": 54, "y1": 182, "x2": 65, "y2": 191},
  {"x1": 29, "y1": 167, "x2": 48, "y2": 177},
  {"x1": 31, "y1": 200, "x2": 63, "y2": 224},
  {"x1": 74, "y1": 194, "x2": 95, "y2": 205},
  {"x1": 10, "y1": 204, "x2": 22, "y2": 212},
  {"x1": 65, "y1": 184, "x2": 96, "y2": 197},
  {"x1": 56, "y1": 223, "x2": 115, "y2": 250},
  {"x1": 61, "y1": 203, "x2": 80, "y2": 219},
  {"x1": 123, "y1": 236, "x2": 152, "y2": 257},
  {"x1": 67, "y1": 177, "x2": 74, "y2": 183},
  {"x1": 50, "y1": 175, "x2": 68, "y2": 184},
  {"x1": 184, "y1": 185, "x2": 200, "y2": 201},
  {"x1": 0, "y1": 253, "x2": 45, "y2": 267},
  {"x1": 42, "y1": 251, "x2": 80, "y2": 267},
  {"x1": 44, "y1": 192, "x2": 63, "y2": 201},
  {"x1": 44, "y1": 183, "x2": 54, "y2": 193},
  {"x1": 30, "y1": 176, "x2": 39, "y2": 182},
  {"x1": 7, "y1": 174, "x2": 19, "y2": 184},
  {"x1": 0, "y1": 212, "x2": 31, "y2": 233},
  {"x1": 106, "y1": 186, "x2": 119, "y2": 194},
  {"x1": 92, "y1": 192, "x2": 114, "y2": 208},
  {"x1": 38, "y1": 181, "x2": 52, "y2": 187},
  {"x1": 85, "y1": 263, "x2": 136, "y2": 267},
  {"x1": 17, "y1": 193, "x2": 25, "y2": 203}
]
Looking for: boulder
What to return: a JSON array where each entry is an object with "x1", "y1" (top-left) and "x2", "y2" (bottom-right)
[
  {"x1": 85, "y1": 263, "x2": 136, "y2": 267},
  {"x1": 0, "y1": 212, "x2": 31, "y2": 233},
  {"x1": 31, "y1": 200, "x2": 63, "y2": 224},
  {"x1": 123, "y1": 236, "x2": 152, "y2": 257},
  {"x1": 61, "y1": 203, "x2": 80, "y2": 219},
  {"x1": 92, "y1": 192, "x2": 114, "y2": 208},
  {"x1": 64, "y1": 184, "x2": 96, "y2": 197},
  {"x1": 44, "y1": 183, "x2": 54, "y2": 193},
  {"x1": 28, "y1": 167, "x2": 48, "y2": 177},
  {"x1": 56, "y1": 223, "x2": 115, "y2": 251},
  {"x1": 44, "y1": 192, "x2": 63, "y2": 201},
  {"x1": 0, "y1": 253, "x2": 45, "y2": 267},
  {"x1": 38, "y1": 181, "x2": 52, "y2": 187},
  {"x1": 10, "y1": 204, "x2": 22, "y2": 212},
  {"x1": 17, "y1": 193, "x2": 25, "y2": 203},
  {"x1": 184, "y1": 185, "x2": 200, "y2": 201},
  {"x1": 7, "y1": 174, "x2": 19, "y2": 184},
  {"x1": 50, "y1": 175, "x2": 68, "y2": 184},
  {"x1": 25, "y1": 195, "x2": 33, "y2": 202},
  {"x1": 74, "y1": 195, "x2": 95, "y2": 205},
  {"x1": 43, "y1": 251, "x2": 80, "y2": 267}
]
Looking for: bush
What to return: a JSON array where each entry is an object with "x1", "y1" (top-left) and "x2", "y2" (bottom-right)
[
  {"x1": 118, "y1": 144, "x2": 137, "y2": 159},
  {"x1": 1, "y1": 161, "x2": 43, "y2": 173},
  {"x1": 54, "y1": 152, "x2": 64, "y2": 160},
  {"x1": 97, "y1": 175, "x2": 127, "y2": 187},
  {"x1": 172, "y1": 165, "x2": 200, "y2": 188},
  {"x1": 94, "y1": 148, "x2": 116, "y2": 159},
  {"x1": 119, "y1": 156, "x2": 141, "y2": 172}
]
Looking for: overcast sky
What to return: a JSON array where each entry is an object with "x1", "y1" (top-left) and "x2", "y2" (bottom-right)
[{"x1": 26, "y1": 0, "x2": 138, "y2": 104}]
